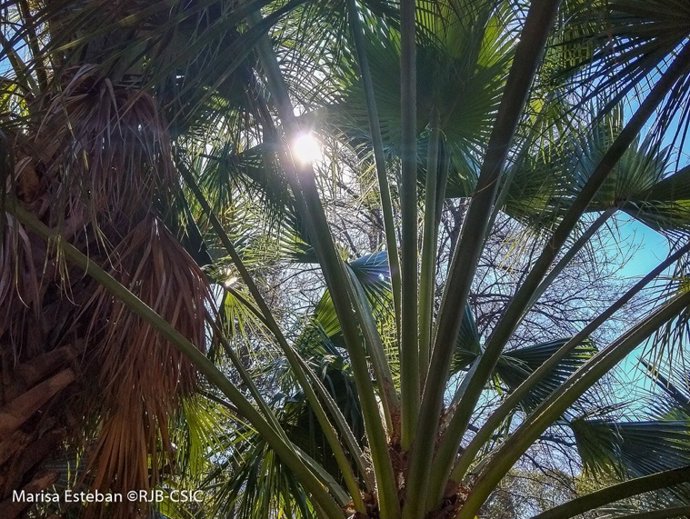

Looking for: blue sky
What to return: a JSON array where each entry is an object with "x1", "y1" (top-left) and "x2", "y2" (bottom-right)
[
  {"x1": 608, "y1": 108, "x2": 690, "y2": 410},
  {"x1": 618, "y1": 218, "x2": 670, "y2": 278}
]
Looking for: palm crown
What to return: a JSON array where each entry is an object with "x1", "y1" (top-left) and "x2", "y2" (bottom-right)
[{"x1": 2, "y1": 0, "x2": 690, "y2": 518}]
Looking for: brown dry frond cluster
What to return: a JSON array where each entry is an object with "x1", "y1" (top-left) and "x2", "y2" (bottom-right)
[
  {"x1": 0, "y1": 66, "x2": 209, "y2": 518},
  {"x1": 346, "y1": 438, "x2": 469, "y2": 519}
]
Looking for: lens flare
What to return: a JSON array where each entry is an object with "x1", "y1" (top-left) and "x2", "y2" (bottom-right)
[{"x1": 292, "y1": 133, "x2": 323, "y2": 165}]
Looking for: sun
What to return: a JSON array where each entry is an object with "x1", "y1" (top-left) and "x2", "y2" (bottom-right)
[{"x1": 292, "y1": 132, "x2": 323, "y2": 165}]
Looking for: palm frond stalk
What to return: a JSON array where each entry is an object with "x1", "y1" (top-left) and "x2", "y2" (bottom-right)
[{"x1": 4, "y1": 1, "x2": 690, "y2": 519}]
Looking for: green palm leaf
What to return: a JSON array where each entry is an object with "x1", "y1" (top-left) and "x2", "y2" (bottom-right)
[
  {"x1": 571, "y1": 363, "x2": 690, "y2": 506},
  {"x1": 571, "y1": 417, "x2": 690, "y2": 494},
  {"x1": 497, "y1": 338, "x2": 597, "y2": 410}
]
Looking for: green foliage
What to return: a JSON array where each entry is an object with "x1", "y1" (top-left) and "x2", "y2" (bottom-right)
[{"x1": 4, "y1": 1, "x2": 690, "y2": 519}]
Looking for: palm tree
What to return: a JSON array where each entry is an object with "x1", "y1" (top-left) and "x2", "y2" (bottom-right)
[
  {"x1": 3, "y1": 0, "x2": 690, "y2": 518},
  {"x1": 0, "y1": 4, "x2": 212, "y2": 517}
]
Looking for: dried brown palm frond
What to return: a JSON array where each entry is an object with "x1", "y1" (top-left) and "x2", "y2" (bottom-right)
[
  {"x1": 32, "y1": 65, "x2": 175, "y2": 232},
  {"x1": 0, "y1": 215, "x2": 42, "y2": 360},
  {"x1": 82, "y1": 215, "x2": 208, "y2": 500},
  {"x1": 1, "y1": 63, "x2": 210, "y2": 518}
]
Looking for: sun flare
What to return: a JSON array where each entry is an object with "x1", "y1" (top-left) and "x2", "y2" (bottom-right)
[{"x1": 292, "y1": 132, "x2": 323, "y2": 165}]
